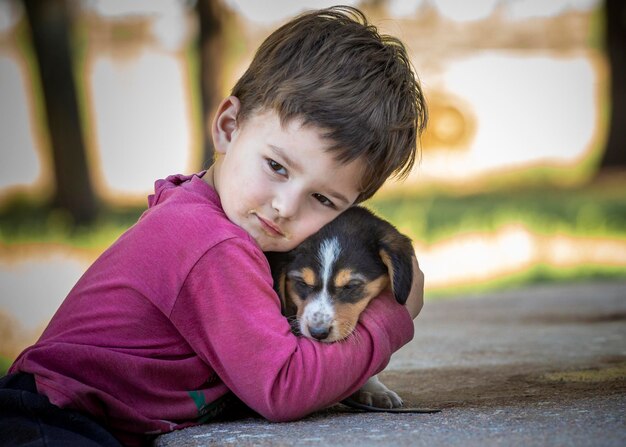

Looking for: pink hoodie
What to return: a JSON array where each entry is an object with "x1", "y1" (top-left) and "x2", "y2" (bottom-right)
[{"x1": 10, "y1": 172, "x2": 414, "y2": 446}]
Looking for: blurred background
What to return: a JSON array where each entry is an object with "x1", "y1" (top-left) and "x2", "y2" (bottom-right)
[{"x1": 1, "y1": 0, "x2": 625, "y2": 370}]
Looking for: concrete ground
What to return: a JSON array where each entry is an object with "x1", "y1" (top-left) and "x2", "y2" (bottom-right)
[{"x1": 155, "y1": 280, "x2": 626, "y2": 446}]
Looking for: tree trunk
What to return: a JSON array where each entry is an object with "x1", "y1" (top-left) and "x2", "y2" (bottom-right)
[
  {"x1": 601, "y1": 0, "x2": 626, "y2": 168},
  {"x1": 23, "y1": 0, "x2": 98, "y2": 224},
  {"x1": 195, "y1": 0, "x2": 225, "y2": 169}
]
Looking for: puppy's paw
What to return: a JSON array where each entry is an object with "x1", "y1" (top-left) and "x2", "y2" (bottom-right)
[
  {"x1": 351, "y1": 376, "x2": 403, "y2": 409},
  {"x1": 353, "y1": 388, "x2": 403, "y2": 409}
]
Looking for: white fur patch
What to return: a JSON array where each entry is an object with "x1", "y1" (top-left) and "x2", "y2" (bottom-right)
[
  {"x1": 300, "y1": 237, "x2": 341, "y2": 337},
  {"x1": 319, "y1": 237, "x2": 340, "y2": 287}
]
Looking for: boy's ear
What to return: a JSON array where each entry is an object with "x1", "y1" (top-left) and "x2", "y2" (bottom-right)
[{"x1": 212, "y1": 96, "x2": 241, "y2": 154}]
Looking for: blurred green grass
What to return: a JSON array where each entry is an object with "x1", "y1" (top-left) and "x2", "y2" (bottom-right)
[
  {"x1": 1, "y1": 175, "x2": 625, "y2": 249},
  {"x1": 0, "y1": 195, "x2": 144, "y2": 251},
  {"x1": 367, "y1": 173, "x2": 626, "y2": 296},
  {"x1": 367, "y1": 175, "x2": 626, "y2": 244},
  {"x1": 1, "y1": 174, "x2": 625, "y2": 296},
  {"x1": 0, "y1": 356, "x2": 11, "y2": 376}
]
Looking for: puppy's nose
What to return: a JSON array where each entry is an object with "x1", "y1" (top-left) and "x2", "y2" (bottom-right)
[{"x1": 308, "y1": 326, "x2": 330, "y2": 340}]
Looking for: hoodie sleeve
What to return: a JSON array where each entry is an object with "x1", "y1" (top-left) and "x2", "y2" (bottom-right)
[{"x1": 169, "y1": 237, "x2": 414, "y2": 422}]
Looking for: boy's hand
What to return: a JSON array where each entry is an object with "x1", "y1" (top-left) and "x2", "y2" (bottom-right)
[{"x1": 405, "y1": 255, "x2": 424, "y2": 319}]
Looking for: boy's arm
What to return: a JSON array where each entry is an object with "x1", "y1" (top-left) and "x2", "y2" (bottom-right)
[{"x1": 170, "y1": 238, "x2": 414, "y2": 422}]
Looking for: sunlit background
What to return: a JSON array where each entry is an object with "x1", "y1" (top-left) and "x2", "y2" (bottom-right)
[{"x1": 1, "y1": 0, "x2": 625, "y2": 363}]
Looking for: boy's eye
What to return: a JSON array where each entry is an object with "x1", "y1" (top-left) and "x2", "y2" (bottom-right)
[
  {"x1": 267, "y1": 159, "x2": 287, "y2": 176},
  {"x1": 312, "y1": 193, "x2": 335, "y2": 208}
]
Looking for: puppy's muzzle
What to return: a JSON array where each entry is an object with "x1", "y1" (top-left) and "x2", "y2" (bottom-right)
[
  {"x1": 301, "y1": 295, "x2": 335, "y2": 341},
  {"x1": 308, "y1": 325, "x2": 330, "y2": 340}
]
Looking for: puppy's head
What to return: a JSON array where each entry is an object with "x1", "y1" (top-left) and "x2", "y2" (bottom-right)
[{"x1": 270, "y1": 207, "x2": 413, "y2": 342}]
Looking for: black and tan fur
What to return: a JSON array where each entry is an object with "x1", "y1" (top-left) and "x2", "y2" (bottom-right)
[{"x1": 266, "y1": 206, "x2": 415, "y2": 409}]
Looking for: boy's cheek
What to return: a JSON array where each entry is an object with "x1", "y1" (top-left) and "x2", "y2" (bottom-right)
[
  {"x1": 289, "y1": 214, "x2": 339, "y2": 248},
  {"x1": 286, "y1": 230, "x2": 315, "y2": 251}
]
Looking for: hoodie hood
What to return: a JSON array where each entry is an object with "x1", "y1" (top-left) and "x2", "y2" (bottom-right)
[{"x1": 147, "y1": 171, "x2": 209, "y2": 209}]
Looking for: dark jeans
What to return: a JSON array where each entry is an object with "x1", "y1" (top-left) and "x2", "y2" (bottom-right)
[{"x1": 0, "y1": 373, "x2": 122, "y2": 447}]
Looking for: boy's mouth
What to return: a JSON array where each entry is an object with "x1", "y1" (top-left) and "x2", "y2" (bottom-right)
[{"x1": 253, "y1": 212, "x2": 285, "y2": 238}]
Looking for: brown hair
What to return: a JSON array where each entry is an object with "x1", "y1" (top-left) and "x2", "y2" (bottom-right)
[{"x1": 231, "y1": 6, "x2": 427, "y2": 202}]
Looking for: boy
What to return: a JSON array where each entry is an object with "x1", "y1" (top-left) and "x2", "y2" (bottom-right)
[{"x1": 0, "y1": 6, "x2": 427, "y2": 446}]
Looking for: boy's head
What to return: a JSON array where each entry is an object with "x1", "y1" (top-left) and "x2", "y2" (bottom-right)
[{"x1": 230, "y1": 6, "x2": 427, "y2": 202}]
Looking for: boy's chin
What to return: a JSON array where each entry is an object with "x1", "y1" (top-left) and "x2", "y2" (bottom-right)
[
  {"x1": 258, "y1": 241, "x2": 296, "y2": 253},
  {"x1": 256, "y1": 235, "x2": 301, "y2": 253}
]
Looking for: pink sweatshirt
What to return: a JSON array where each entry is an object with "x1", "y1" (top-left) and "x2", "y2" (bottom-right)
[{"x1": 10, "y1": 172, "x2": 414, "y2": 446}]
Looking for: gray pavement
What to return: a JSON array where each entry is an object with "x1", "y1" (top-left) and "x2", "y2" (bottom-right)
[{"x1": 156, "y1": 280, "x2": 626, "y2": 446}]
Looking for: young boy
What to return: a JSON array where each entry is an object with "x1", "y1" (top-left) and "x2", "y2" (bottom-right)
[{"x1": 0, "y1": 6, "x2": 427, "y2": 446}]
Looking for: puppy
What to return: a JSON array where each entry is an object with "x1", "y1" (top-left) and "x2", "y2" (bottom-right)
[{"x1": 266, "y1": 206, "x2": 414, "y2": 409}]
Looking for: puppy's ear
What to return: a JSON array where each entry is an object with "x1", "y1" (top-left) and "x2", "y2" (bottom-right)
[
  {"x1": 265, "y1": 251, "x2": 289, "y2": 313},
  {"x1": 378, "y1": 229, "x2": 414, "y2": 305},
  {"x1": 276, "y1": 271, "x2": 288, "y2": 314}
]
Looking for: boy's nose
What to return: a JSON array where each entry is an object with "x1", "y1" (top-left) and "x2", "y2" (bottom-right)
[{"x1": 272, "y1": 190, "x2": 300, "y2": 219}]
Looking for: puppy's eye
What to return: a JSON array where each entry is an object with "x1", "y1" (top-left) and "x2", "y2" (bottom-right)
[
  {"x1": 342, "y1": 281, "x2": 363, "y2": 291},
  {"x1": 288, "y1": 274, "x2": 315, "y2": 295},
  {"x1": 297, "y1": 280, "x2": 314, "y2": 290},
  {"x1": 294, "y1": 280, "x2": 315, "y2": 298}
]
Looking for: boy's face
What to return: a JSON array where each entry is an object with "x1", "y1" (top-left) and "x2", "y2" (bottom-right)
[{"x1": 209, "y1": 98, "x2": 363, "y2": 252}]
